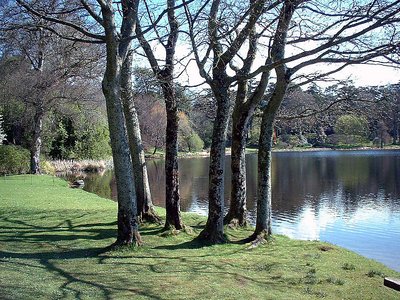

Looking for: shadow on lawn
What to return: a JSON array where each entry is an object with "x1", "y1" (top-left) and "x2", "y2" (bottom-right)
[
  {"x1": 0, "y1": 214, "x2": 167, "y2": 300},
  {"x1": 1, "y1": 212, "x2": 277, "y2": 299}
]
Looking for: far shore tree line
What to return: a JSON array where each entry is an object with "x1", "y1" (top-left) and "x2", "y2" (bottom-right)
[
  {"x1": 0, "y1": 0, "x2": 399, "y2": 246},
  {"x1": 1, "y1": 78, "x2": 399, "y2": 161}
]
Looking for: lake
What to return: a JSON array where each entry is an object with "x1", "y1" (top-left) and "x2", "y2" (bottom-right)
[{"x1": 79, "y1": 150, "x2": 400, "y2": 272}]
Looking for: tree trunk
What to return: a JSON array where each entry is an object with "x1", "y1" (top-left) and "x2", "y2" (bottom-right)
[
  {"x1": 224, "y1": 107, "x2": 251, "y2": 226},
  {"x1": 246, "y1": 0, "x2": 295, "y2": 243},
  {"x1": 30, "y1": 102, "x2": 44, "y2": 174},
  {"x1": 225, "y1": 72, "x2": 269, "y2": 227},
  {"x1": 317, "y1": 125, "x2": 327, "y2": 146},
  {"x1": 247, "y1": 74, "x2": 290, "y2": 243},
  {"x1": 393, "y1": 110, "x2": 399, "y2": 145},
  {"x1": 253, "y1": 111, "x2": 274, "y2": 239},
  {"x1": 101, "y1": 4, "x2": 141, "y2": 246},
  {"x1": 197, "y1": 88, "x2": 230, "y2": 244},
  {"x1": 161, "y1": 80, "x2": 183, "y2": 230},
  {"x1": 121, "y1": 52, "x2": 160, "y2": 223}
]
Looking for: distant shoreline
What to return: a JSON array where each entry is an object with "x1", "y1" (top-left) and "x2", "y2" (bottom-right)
[
  {"x1": 145, "y1": 145, "x2": 400, "y2": 159},
  {"x1": 51, "y1": 146, "x2": 400, "y2": 173}
]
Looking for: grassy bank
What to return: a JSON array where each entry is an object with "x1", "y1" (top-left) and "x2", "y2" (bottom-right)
[{"x1": 0, "y1": 175, "x2": 399, "y2": 299}]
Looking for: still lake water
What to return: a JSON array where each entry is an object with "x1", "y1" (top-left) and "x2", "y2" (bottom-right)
[{"x1": 81, "y1": 150, "x2": 400, "y2": 272}]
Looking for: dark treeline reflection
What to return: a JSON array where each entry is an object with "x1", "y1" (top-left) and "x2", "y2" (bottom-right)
[
  {"x1": 80, "y1": 150, "x2": 400, "y2": 271},
  {"x1": 270, "y1": 151, "x2": 400, "y2": 216}
]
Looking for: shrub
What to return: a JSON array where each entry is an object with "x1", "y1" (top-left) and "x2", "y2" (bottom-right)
[
  {"x1": 0, "y1": 145, "x2": 30, "y2": 175},
  {"x1": 335, "y1": 115, "x2": 369, "y2": 142},
  {"x1": 305, "y1": 133, "x2": 319, "y2": 146},
  {"x1": 277, "y1": 134, "x2": 311, "y2": 148},
  {"x1": 179, "y1": 132, "x2": 204, "y2": 152},
  {"x1": 186, "y1": 133, "x2": 205, "y2": 152},
  {"x1": 40, "y1": 160, "x2": 56, "y2": 175},
  {"x1": 326, "y1": 134, "x2": 367, "y2": 147}
]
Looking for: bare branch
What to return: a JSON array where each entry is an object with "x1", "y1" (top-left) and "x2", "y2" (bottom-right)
[{"x1": 16, "y1": 0, "x2": 106, "y2": 41}]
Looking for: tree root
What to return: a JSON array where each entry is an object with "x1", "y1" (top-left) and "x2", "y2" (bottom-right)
[
  {"x1": 223, "y1": 211, "x2": 248, "y2": 228},
  {"x1": 242, "y1": 231, "x2": 270, "y2": 249},
  {"x1": 159, "y1": 224, "x2": 193, "y2": 237},
  {"x1": 195, "y1": 228, "x2": 226, "y2": 245},
  {"x1": 111, "y1": 231, "x2": 143, "y2": 250},
  {"x1": 163, "y1": 219, "x2": 184, "y2": 231},
  {"x1": 224, "y1": 217, "x2": 248, "y2": 229},
  {"x1": 140, "y1": 211, "x2": 163, "y2": 225}
]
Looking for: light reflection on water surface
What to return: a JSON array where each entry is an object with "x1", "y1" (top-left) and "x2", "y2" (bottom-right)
[{"x1": 81, "y1": 150, "x2": 400, "y2": 272}]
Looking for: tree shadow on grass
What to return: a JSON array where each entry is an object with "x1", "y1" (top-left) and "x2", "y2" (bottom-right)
[
  {"x1": 153, "y1": 238, "x2": 205, "y2": 250},
  {"x1": 0, "y1": 214, "x2": 164, "y2": 300},
  {"x1": 0, "y1": 249, "x2": 164, "y2": 300},
  {"x1": 0, "y1": 211, "x2": 281, "y2": 299}
]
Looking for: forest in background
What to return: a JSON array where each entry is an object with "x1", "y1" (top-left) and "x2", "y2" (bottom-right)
[{"x1": 2, "y1": 62, "x2": 399, "y2": 161}]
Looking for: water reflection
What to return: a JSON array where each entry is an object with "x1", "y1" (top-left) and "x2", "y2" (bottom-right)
[{"x1": 81, "y1": 150, "x2": 400, "y2": 271}]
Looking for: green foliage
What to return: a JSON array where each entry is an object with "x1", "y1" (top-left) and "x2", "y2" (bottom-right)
[
  {"x1": 48, "y1": 117, "x2": 75, "y2": 159},
  {"x1": 0, "y1": 99, "x2": 30, "y2": 147},
  {"x1": 326, "y1": 277, "x2": 345, "y2": 285},
  {"x1": 275, "y1": 134, "x2": 311, "y2": 148},
  {"x1": 335, "y1": 115, "x2": 369, "y2": 138},
  {"x1": 180, "y1": 132, "x2": 204, "y2": 152},
  {"x1": 47, "y1": 114, "x2": 111, "y2": 160},
  {"x1": 342, "y1": 263, "x2": 356, "y2": 271},
  {"x1": 0, "y1": 145, "x2": 55, "y2": 175},
  {"x1": 40, "y1": 160, "x2": 56, "y2": 175},
  {"x1": 305, "y1": 133, "x2": 318, "y2": 146},
  {"x1": 74, "y1": 124, "x2": 112, "y2": 160},
  {"x1": 1, "y1": 175, "x2": 399, "y2": 299},
  {"x1": 178, "y1": 112, "x2": 204, "y2": 152},
  {"x1": 197, "y1": 122, "x2": 213, "y2": 148},
  {"x1": 247, "y1": 116, "x2": 261, "y2": 147},
  {"x1": 367, "y1": 270, "x2": 385, "y2": 278},
  {"x1": 326, "y1": 134, "x2": 368, "y2": 148},
  {"x1": 0, "y1": 145, "x2": 30, "y2": 175}
]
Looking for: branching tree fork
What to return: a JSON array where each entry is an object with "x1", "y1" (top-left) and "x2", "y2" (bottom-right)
[
  {"x1": 1, "y1": 3, "x2": 102, "y2": 174},
  {"x1": 15, "y1": 0, "x2": 144, "y2": 246},
  {"x1": 134, "y1": 0, "x2": 184, "y2": 230},
  {"x1": 185, "y1": 0, "x2": 399, "y2": 244}
]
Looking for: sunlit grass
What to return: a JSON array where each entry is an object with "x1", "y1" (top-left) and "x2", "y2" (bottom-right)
[{"x1": 0, "y1": 175, "x2": 399, "y2": 299}]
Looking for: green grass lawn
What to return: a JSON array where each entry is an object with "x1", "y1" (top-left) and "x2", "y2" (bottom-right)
[{"x1": 0, "y1": 175, "x2": 399, "y2": 299}]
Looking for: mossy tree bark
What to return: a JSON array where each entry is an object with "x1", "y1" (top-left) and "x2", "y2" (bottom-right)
[
  {"x1": 251, "y1": 76, "x2": 289, "y2": 241},
  {"x1": 101, "y1": 0, "x2": 142, "y2": 246},
  {"x1": 161, "y1": 77, "x2": 183, "y2": 230},
  {"x1": 135, "y1": 0, "x2": 183, "y2": 230},
  {"x1": 121, "y1": 51, "x2": 160, "y2": 224},
  {"x1": 225, "y1": 58, "x2": 271, "y2": 227},
  {"x1": 30, "y1": 101, "x2": 44, "y2": 174},
  {"x1": 197, "y1": 83, "x2": 230, "y2": 243},
  {"x1": 247, "y1": 0, "x2": 295, "y2": 243}
]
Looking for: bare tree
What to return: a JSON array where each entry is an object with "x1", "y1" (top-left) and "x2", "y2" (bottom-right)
[
  {"x1": 121, "y1": 51, "x2": 160, "y2": 223},
  {"x1": 184, "y1": 0, "x2": 273, "y2": 243},
  {"x1": 1, "y1": 3, "x2": 102, "y2": 174},
  {"x1": 14, "y1": 0, "x2": 144, "y2": 246},
  {"x1": 136, "y1": 95, "x2": 167, "y2": 153},
  {"x1": 184, "y1": 0, "x2": 399, "y2": 244},
  {"x1": 249, "y1": 0, "x2": 400, "y2": 243},
  {"x1": 134, "y1": 0, "x2": 184, "y2": 230}
]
